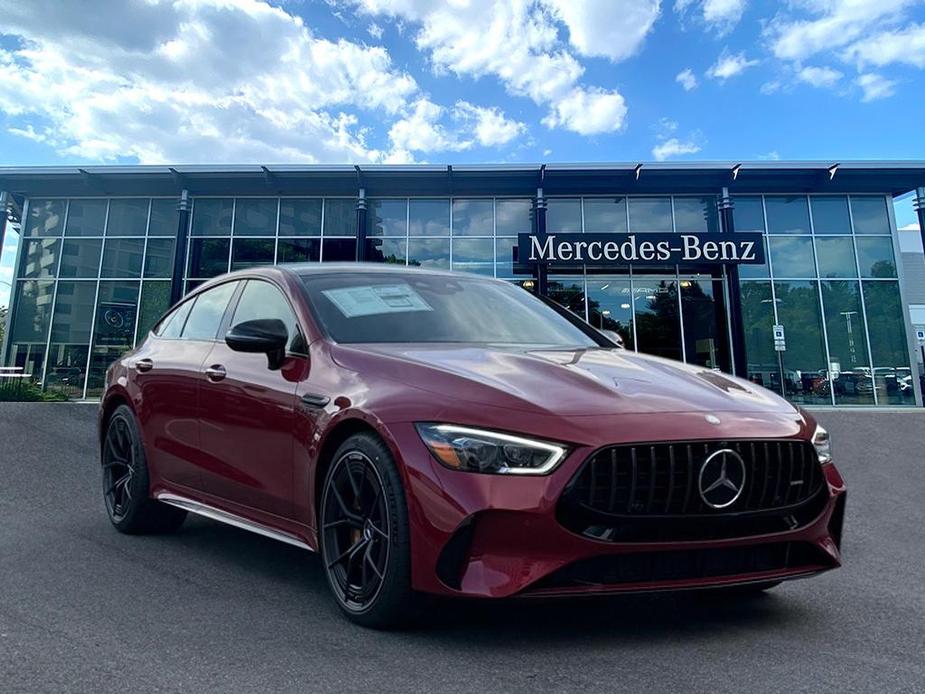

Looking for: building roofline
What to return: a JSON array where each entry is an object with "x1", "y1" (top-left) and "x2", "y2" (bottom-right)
[{"x1": 1, "y1": 160, "x2": 923, "y2": 198}]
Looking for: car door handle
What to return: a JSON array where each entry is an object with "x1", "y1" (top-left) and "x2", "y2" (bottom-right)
[
  {"x1": 204, "y1": 365, "x2": 227, "y2": 382},
  {"x1": 135, "y1": 358, "x2": 154, "y2": 373}
]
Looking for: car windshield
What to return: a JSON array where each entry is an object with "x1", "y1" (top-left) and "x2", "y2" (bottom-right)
[{"x1": 299, "y1": 271, "x2": 600, "y2": 347}]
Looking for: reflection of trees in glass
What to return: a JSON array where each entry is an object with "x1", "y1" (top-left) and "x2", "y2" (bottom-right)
[
  {"x1": 864, "y1": 281, "x2": 909, "y2": 367},
  {"x1": 740, "y1": 280, "x2": 780, "y2": 393},
  {"x1": 635, "y1": 281, "x2": 680, "y2": 360},
  {"x1": 547, "y1": 281, "x2": 584, "y2": 317},
  {"x1": 681, "y1": 280, "x2": 719, "y2": 368},
  {"x1": 821, "y1": 280, "x2": 874, "y2": 404},
  {"x1": 774, "y1": 280, "x2": 829, "y2": 404},
  {"x1": 869, "y1": 259, "x2": 896, "y2": 278}
]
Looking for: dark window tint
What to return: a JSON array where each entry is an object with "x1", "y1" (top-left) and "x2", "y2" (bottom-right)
[
  {"x1": 583, "y1": 197, "x2": 627, "y2": 233},
  {"x1": 278, "y1": 238, "x2": 320, "y2": 263},
  {"x1": 188, "y1": 238, "x2": 230, "y2": 277},
  {"x1": 851, "y1": 196, "x2": 891, "y2": 235},
  {"x1": 137, "y1": 281, "x2": 172, "y2": 342},
  {"x1": 810, "y1": 196, "x2": 851, "y2": 234},
  {"x1": 231, "y1": 238, "x2": 274, "y2": 270},
  {"x1": 106, "y1": 199, "x2": 149, "y2": 236},
  {"x1": 322, "y1": 238, "x2": 357, "y2": 262},
  {"x1": 231, "y1": 280, "x2": 303, "y2": 352},
  {"x1": 24, "y1": 199, "x2": 66, "y2": 237},
  {"x1": 190, "y1": 199, "x2": 233, "y2": 236},
  {"x1": 148, "y1": 199, "x2": 180, "y2": 236},
  {"x1": 629, "y1": 197, "x2": 672, "y2": 232},
  {"x1": 765, "y1": 196, "x2": 810, "y2": 235},
  {"x1": 279, "y1": 199, "x2": 322, "y2": 236},
  {"x1": 65, "y1": 199, "x2": 107, "y2": 237},
  {"x1": 181, "y1": 282, "x2": 238, "y2": 341},
  {"x1": 233, "y1": 198, "x2": 277, "y2": 236},
  {"x1": 673, "y1": 197, "x2": 719, "y2": 232},
  {"x1": 323, "y1": 199, "x2": 357, "y2": 236},
  {"x1": 144, "y1": 238, "x2": 176, "y2": 278},
  {"x1": 101, "y1": 238, "x2": 145, "y2": 277},
  {"x1": 732, "y1": 196, "x2": 764, "y2": 232},
  {"x1": 59, "y1": 239, "x2": 103, "y2": 278},
  {"x1": 155, "y1": 298, "x2": 193, "y2": 338}
]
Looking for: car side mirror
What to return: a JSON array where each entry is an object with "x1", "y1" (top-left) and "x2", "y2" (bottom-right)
[
  {"x1": 226, "y1": 319, "x2": 289, "y2": 370},
  {"x1": 600, "y1": 329, "x2": 624, "y2": 348}
]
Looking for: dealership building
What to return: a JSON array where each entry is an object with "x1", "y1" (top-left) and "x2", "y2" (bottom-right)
[{"x1": 1, "y1": 162, "x2": 924, "y2": 407}]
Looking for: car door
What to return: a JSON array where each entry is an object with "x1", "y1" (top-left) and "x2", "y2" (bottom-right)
[
  {"x1": 134, "y1": 281, "x2": 239, "y2": 491},
  {"x1": 196, "y1": 279, "x2": 308, "y2": 517}
]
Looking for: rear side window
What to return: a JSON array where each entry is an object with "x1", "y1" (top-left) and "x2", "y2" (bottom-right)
[
  {"x1": 181, "y1": 282, "x2": 239, "y2": 341},
  {"x1": 230, "y1": 280, "x2": 305, "y2": 353},
  {"x1": 155, "y1": 300, "x2": 194, "y2": 338}
]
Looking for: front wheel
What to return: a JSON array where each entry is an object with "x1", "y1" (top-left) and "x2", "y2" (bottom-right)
[{"x1": 320, "y1": 432, "x2": 416, "y2": 628}]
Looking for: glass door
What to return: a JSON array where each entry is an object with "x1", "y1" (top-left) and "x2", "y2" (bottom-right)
[{"x1": 632, "y1": 275, "x2": 682, "y2": 361}]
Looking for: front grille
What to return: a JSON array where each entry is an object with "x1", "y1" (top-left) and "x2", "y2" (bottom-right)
[
  {"x1": 557, "y1": 440, "x2": 827, "y2": 542},
  {"x1": 529, "y1": 541, "x2": 834, "y2": 592}
]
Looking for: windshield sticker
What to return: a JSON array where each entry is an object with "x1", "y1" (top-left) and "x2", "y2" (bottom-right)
[{"x1": 322, "y1": 283, "x2": 434, "y2": 318}]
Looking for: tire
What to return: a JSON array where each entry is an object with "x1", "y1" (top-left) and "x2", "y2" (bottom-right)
[
  {"x1": 101, "y1": 404, "x2": 186, "y2": 534},
  {"x1": 319, "y1": 432, "x2": 416, "y2": 628}
]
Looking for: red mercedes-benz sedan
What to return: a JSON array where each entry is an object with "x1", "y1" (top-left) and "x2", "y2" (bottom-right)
[{"x1": 98, "y1": 264, "x2": 845, "y2": 627}]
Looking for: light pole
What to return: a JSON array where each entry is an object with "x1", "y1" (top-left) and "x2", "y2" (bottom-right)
[{"x1": 840, "y1": 310, "x2": 858, "y2": 364}]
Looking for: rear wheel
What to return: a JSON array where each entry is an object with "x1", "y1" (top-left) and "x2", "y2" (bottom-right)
[
  {"x1": 320, "y1": 432, "x2": 415, "y2": 628},
  {"x1": 101, "y1": 405, "x2": 186, "y2": 534}
]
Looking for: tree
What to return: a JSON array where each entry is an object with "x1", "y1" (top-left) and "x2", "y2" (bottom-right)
[{"x1": 0, "y1": 304, "x2": 7, "y2": 349}]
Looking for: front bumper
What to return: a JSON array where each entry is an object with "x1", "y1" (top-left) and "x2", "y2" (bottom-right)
[{"x1": 388, "y1": 419, "x2": 845, "y2": 599}]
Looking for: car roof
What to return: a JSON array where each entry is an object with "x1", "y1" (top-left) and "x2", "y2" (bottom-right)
[{"x1": 279, "y1": 262, "x2": 504, "y2": 281}]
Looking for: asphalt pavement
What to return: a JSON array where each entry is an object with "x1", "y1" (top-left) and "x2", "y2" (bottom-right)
[{"x1": 1, "y1": 403, "x2": 924, "y2": 693}]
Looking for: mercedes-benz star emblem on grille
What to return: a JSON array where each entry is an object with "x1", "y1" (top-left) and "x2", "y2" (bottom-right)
[{"x1": 698, "y1": 449, "x2": 746, "y2": 509}]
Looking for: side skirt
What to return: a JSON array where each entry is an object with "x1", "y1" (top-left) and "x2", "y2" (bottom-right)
[{"x1": 156, "y1": 492, "x2": 314, "y2": 552}]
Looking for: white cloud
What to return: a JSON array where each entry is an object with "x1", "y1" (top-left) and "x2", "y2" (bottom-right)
[
  {"x1": 675, "y1": 0, "x2": 746, "y2": 34},
  {"x1": 856, "y1": 72, "x2": 897, "y2": 101},
  {"x1": 758, "y1": 150, "x2": 781, "y2": 160},
  {"x1": 367, "y1": 22, "x2": 384, "y2": 40},
  {"x1": 844, "y1": 23, "x2": 925, "y2": 69},
  {"x1": 707, "y1": 49, "x2": 758, "y2": 80},
  {"x1": 0, "y1": 0, "x2": 428, "y2": 163},
  {"x1": 454, "y1": 102, "x2": 526, "y2": 147},
  {"x1": 766, "y1": 0, "x2": 916, "y2": 62},
  {"x1": 387, "y1": 98, "x2": 468, "y2": 154},
  {"x1": 541, "y1": 87, "x2": 627, "y2": 135},
  {"x1": 797, "y1": 65, "x2": 843, "y2": 88},
  {"x1": 900, "y1": 223, "x2": 919, "y2": 231},
  {"x1": 544, "y1": 0, "x2": 661, "y2": 62},
  {"x1": 676, "y1": 67, "x2": 698, "y2": 91},
  {"x1": 347, "y1": 0, "x2": 654, "y2": 134},
  {"x1": 652, "y1": 137, "x2": 701, "y2": 161}
]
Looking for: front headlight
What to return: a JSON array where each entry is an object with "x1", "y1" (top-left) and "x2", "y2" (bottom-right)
[
  {"x1": 813, "y1": 424, "x2": 832, "y2": 464},
  {"x1": 415, "y1": 423, "x2": 568, "y2": 475}
]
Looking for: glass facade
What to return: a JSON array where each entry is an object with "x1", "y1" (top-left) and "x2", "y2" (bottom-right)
[
  {"x1": 736, "y1": 193, "x2": 912, "y2": 406},
  {"x1": 2, "y1": 191, "x2": 916, "y2": 407},
  {"x1": 6, "y1": 197, "x2": 178, "y2": 399}
]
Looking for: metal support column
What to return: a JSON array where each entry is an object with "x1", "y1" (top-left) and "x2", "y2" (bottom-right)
[
  {"x1": 719, "y1": 188, "x2": 748, "y2": 378},
  {"x1": 916, "y1": 187, "x2": 925, "y2": 257},
  {"x1": 0, "y1": 191, "x2": 8, "y2": 254},
  {"x1": 534, "y1": 186, "x2": 548, "y2": 296},
  {"x1": 169, "y1": 190, "x2": 191, "y2": 305},
  {"x1": 356, "y1": 187, "x2": 367, "y2": 262}
]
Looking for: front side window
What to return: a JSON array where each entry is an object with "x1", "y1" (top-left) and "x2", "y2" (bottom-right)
[
  {"x1": 301, "y1": 271, "x2": 600, "y2": 347},
  {"x1": 181, "y1": 281, "x2": 239, "y2": 341},
  {"x1": 155, "y1": 299, "x2": 194, "y2": 338},
  {"x1": 230, "y1": 280, "x2": 305, "y2": 352}
]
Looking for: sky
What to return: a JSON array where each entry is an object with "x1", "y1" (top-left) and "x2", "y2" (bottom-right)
[{"x1": 2, "y1": 0, "x2": 925, "y2": 307}]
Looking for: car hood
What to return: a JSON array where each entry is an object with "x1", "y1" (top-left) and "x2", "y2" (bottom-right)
[{"x1": 331, "y1": 343, "x2": 795, "y2": 417}]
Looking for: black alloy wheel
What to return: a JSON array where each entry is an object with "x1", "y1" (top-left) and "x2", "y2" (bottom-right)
[
  {"x1": 320, "y1": 433, "x2": 414, "y2": 628},
  {"x1": 102, "y1": 414, "x2": 137, "y2": 523},
  {"x1": 100, "y1": 405, "x2": 186, "y2": 534}
]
